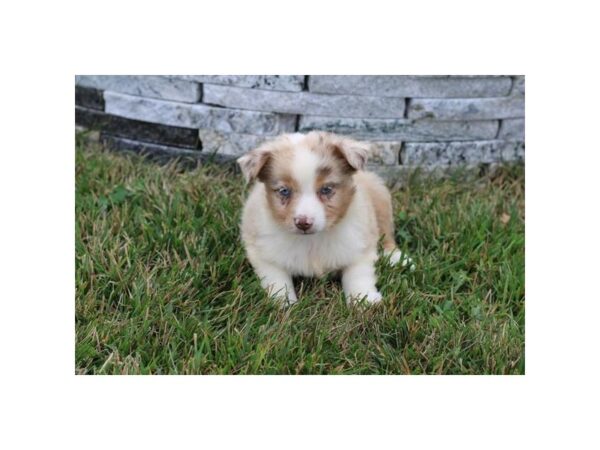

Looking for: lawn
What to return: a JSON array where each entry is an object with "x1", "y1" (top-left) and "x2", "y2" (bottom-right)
[{"x1": 75, "y1": 135, "x2": 525, "y2": 375}]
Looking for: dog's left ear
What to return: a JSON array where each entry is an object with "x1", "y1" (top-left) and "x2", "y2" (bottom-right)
[
  {"x1": 332, "y1": 137, "x2": 371, "y2": 171},
  {"x1": 237, "y1": 146, "x2": 271, "y2": 183}
]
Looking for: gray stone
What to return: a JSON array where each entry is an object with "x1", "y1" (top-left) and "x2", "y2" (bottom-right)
[
  {"x1": 500, "y1": 141, "x2": 525, "y2": 163},
  {"x1": 309, "y1": 76, "x2": 512, "y2": 98},
  {"x1": 368, "y1": 141, "x2": 401, "y2": 165},
  {"x1": 203, "y1": 84, "x2": 405, "y2": 118},
  {"x1": 299, "y1": 115, "x2": 499, "y2": 141},
  {"x1": 402, "y1": 140, "x2": 524, "y2": 166},
  {"x1": 169, "y1": 75, "x2": 304, "y2": 92},
  {"x1": 407, "y1": 97, "x2": 524, "y2": 120},
  {"x1": 104, "y1": 91, "x2": 297, "y2": 135},
  {"x1": 498, "y1": 118, "x2": 525, "y2": 140},
  {"x1": 365, "y1": 164, "x2": 412, "y2": 188},
  {"x1": 76, "y1": 75, "x2": 201, "y2": 103},
  {"x1": 511, "y1": 76, "x2": 525, "y2": 96},
  {"x1": 198, "y1": 129, "x2": 267, "y2": 156},
  {"x1": 368, "y1": 163, "x2": 517, "y2": 187}
]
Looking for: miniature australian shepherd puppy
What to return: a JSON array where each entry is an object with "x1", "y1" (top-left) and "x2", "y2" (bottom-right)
[{"x1": 237, "y1": 131, "x2": 413, "y2": 306}]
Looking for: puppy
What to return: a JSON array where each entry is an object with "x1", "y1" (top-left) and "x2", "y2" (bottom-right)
[{"x1": 237, "y1": 131, "x2": 413, "y2": 305}]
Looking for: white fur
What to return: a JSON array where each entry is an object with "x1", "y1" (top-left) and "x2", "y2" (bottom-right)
[
  {"x1": 342, "y1": 254, "x2": 382, "y2": 304},
  {"x1": 291, "y1": 149, "x2": 326, "y2": 232},
  {"x1": 286, "y1": 133, "x2": 306, "y2": 144}
]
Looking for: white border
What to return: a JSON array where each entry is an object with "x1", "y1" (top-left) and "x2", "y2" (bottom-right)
[{"x1": 2, "y1": 0, "x2": 599, "y2": 448}]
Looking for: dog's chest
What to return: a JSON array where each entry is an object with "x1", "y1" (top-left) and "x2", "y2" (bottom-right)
[{"x1": 258, "y1": 224, "x2": 368, "y2": 277}]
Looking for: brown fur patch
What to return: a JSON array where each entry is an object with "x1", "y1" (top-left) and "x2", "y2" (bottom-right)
[
  {"x1": 315, "y1": 160, "x2": 356, "y2": 228},
  {"x1": 254, "y1": 138, "x2": 298, "y2": 227},
  {"x1": 356, "y1": 171, "x2": 397, "y2": 251},
  {"x1": 304, "y1": 131, "x2": 370, "y2": 171}
]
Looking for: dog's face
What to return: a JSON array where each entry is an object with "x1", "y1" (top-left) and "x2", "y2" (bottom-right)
[{"x1": 238, "y1": 132, "x2": 370, "y2": 235}]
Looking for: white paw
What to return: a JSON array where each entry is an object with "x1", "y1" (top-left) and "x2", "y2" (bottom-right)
[
  {"x1": 282, "y1": 294, "x2": 298, "y2": 307},
  {"x1": 267, "y1": 286, "x2": 298, "y2": 307},
  {"x1": 271, "y1": 295, "x2": 298, "y2": 309},
  {"x1": 348, "y1": 290, "x2": 383, "y2": 305},
  {"x1": 385, "y1": 249, "x2": 416, "y2": 271},
  {"x1": 365, "y1": 291, "x2": 383, "y2": 304}
]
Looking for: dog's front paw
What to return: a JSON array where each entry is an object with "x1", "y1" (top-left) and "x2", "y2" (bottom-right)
[
  {"x1": 269, "y1": 289, "x2": 298, "y2": 308},
  {"x1": 385, "y1": 249, "x2": 416, "y2": 271},
  {"x1": 347, "y1": 290, "x2": 383, "y2": 305},
  {"x1": 281, "y1": 293, "x2": 298, "y2": 308},
  {"x1": 365, "y1": 291, "x2": 383, "y2": 304}
]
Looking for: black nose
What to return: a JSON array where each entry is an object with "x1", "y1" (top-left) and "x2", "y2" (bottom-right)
[{"x1": 294, "y1": 216, "x2": 313, "y2": 232}]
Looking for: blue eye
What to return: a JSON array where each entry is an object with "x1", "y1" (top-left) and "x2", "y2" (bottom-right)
[
  {"x1": 278, "y1": 187, "x2": 291, "y2": 197},
  {"x1": 320, "y1": 186, "x2": 333, "y2": 196}
]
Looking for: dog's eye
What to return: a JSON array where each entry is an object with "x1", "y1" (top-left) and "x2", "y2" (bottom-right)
[
  {"x1": 319, "y1": 186, "x2": 334, "y2": 196},
  {"x1": 277, "y1": 187, "x2": 291, "y2": 197}
]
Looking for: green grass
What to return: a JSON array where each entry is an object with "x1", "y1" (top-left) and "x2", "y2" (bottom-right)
[{"x1": 75, "y1": 137, "x2": 525, "y2": 375}]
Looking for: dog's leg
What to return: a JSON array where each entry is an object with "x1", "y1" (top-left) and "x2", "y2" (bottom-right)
[
  {"x1": 362, "y1": 172, "x2": 416, "y2": 271},
  {"x1": 253, "y1": 261, "x2": 297, "y2": 305},
  {"x1": 342, "y1": 256, "x2": 382, "y2": 304}
]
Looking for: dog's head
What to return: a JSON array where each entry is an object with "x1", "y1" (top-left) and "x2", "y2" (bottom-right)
[{"x1": 237, "y1": 132, "x2": 370, "y2": 235}]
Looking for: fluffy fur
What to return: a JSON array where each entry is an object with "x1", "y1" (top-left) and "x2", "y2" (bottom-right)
[{"x1": 238, "y1": 131, "x2": 413, "y2": 305}]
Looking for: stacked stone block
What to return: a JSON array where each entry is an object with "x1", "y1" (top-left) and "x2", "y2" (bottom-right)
[{"x1": 75, "y1": 75, "x2": 524, "y2": 172}]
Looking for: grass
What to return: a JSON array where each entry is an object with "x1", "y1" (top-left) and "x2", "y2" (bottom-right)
[{"x1": 75, "y1": 136, "x2": 525, "y2": 375}]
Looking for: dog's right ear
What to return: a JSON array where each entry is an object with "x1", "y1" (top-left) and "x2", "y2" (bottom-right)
[
  {"x1": 237, "y1": 146, "x2": 271, "y2": 183},
  {"x1": 332, "y1": 136, "x2": 370, "y2": 171}
]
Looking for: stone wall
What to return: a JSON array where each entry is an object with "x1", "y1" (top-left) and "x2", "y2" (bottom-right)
[{"x1": 75, "y1": 75, "x2": 524, "y2": 173}]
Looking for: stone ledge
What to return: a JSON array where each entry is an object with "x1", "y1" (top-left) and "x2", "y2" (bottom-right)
[
  {"x1": 407, "y1": 97, "x2": 524, "y2": 120},
  {"x1": 100, "y1": 134, "x2": 237, "y2": 168},
  {"x1": 75, "y1": 86, "x2": 104, "y2": 110},
  {"x1": 309, "y1": 76, "x2": 512, "y2": 98},
  {"x1": 169, "y1": 75, "x2": 304, "y2": 92},
  {"x1": 203, "y1": 84, "x2": 405, "y2": 118},
  {"x1": 299, "y1": 116, "x2": 499, "y2": 141},
  {"x1": 90, "y1": 132, "x2": 523, "y2": 185},
  {"x1": 76, "y1": 75, "x2": 201, "y2": 103},
  {"x1": 104, "y1": 91, "x2": 297, "y2": 136},
  {"x1": 75, "y1": 107, "x2": 200, "y2": 149},
  {"x1": 197, "y1": 129, "x2": 401, "y2": 164},
  {"x1": 402, "y1": 140, "x2": 524, "y2": 166},
  {"x1": 368, "y1": 163, "x2": 516, "y2": 188}
]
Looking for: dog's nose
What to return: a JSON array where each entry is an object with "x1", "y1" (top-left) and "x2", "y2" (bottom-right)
[{"x1": 294, "y1": 216, "x2": 313, "y2": 232}]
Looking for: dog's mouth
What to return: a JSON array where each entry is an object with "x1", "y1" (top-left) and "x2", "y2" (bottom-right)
[{"x1": 294, "y1": 229, "x2": 317, "y2": 235}]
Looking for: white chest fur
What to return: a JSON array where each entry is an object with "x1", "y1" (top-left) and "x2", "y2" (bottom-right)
[
  {"x1": 257, "y1": 223, "x2": 368, "y2": 276},
  {"x1": 248, "y1": 190, "x2": 376, "y2": 277}
]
